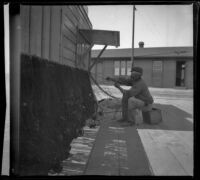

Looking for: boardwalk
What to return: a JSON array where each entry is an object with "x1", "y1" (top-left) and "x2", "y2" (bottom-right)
[
  {"x1": 84, "y1": 117, "x2": 153, "y2": 175},
  {"x1": 49, "y1": 86, "x2": 193, "y2": 176},
  {"x1": 2, "y1": 86, "x2": 193, "y2": 175}
]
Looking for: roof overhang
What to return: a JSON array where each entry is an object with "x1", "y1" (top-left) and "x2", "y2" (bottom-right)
[{"x1": 78, "y1": 29, "x2": 120, "y2": 47}]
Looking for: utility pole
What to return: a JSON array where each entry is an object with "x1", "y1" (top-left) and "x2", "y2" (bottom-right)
[{"x1": 131, "y1": 5, "x2": 136, "y2": 68}]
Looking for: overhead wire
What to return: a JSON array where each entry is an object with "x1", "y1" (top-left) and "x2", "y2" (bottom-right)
[
  {"x1": 89, "y1": 71, "x2": 120, "y2": 96},
  {"x1": 89, "y1": 72, "x2": 123, "y2": 120},
  {"x1": 89, "y1": 72, "x2": 118, "y2": 99},
  {"x1": 88, "y1": 6, "x2": 192, "y2": 122}
]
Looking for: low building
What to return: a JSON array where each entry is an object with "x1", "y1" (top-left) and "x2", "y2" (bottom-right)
[{"x1": 91, "y1": 45, "x2": 193, "y2": 89}]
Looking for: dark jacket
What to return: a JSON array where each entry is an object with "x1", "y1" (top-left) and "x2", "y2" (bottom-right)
[{"x1": 115, "y1": 76, "x2": 154, "y2": 104}]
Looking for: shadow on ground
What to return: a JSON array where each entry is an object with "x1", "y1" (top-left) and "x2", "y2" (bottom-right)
[
  {"x1": 137, "y1": 103, "x2": 193, "y2": 131},
  {"x1": 98, "y1": 99, "x2": 193, "y2": 131}
]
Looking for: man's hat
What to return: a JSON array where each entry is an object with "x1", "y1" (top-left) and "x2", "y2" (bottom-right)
[{"x1": 131, "y1": 66, "x2": 143, "y2": 75}]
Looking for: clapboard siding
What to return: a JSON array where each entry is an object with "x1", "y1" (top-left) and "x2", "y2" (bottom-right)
[
  {"x1": 62, "y1": 35, "x2": 76, "y2": 52},
  {"x1": 63, "y1": 56, "x2": 75, "y2": 67},
  {"x1": 63, "y1": 7, "x2": 78, "y2": 29},
  {"x1": 76, "y1": 6, "x2": 92, "y2": 70},
  {"x1": 50, "y1": 6, "x2": 61, "y2": 63},
  {"x1": 68, "y1": 6, "x2": 80, "y2": 24},
  {"x1": 62, "y1": 25, "x2": 76, "y2": 43},
  {"x1": 21, "y1": 5, "x2": 92, "y2": 69},
  {"x1": 42, "y1": 6, "x2": 51, "y2": 60},
  {"x1": 30, "y1": 6, "x2": 42, "y2": 57},
  {"x1": 63, "y1": 14, "x2": 77, "y2": 37},
  {"x1": 21, "y1": 6, "x2": 30, "y2": 53},
  {"x1": 78, "y1": 6, "x2": 92, "y2": 28},
  {"x1": 62, "y1": 47, "x2": 76, "y2": 62}
]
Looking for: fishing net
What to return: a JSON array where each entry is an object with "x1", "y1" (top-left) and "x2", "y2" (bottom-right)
[{"x1": 19, "y1": 53, "x2": 96, "y2": 175}]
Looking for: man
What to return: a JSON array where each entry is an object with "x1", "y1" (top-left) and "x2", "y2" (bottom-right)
[{"x1": 106, "y1": 66, "x2": 153, "y2": 125}]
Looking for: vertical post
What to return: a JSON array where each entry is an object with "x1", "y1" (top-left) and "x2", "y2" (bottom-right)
[
  {"x1": 10, "y1": 5, "x2": 21, "y2": 175},
  {"x1": 87, "y1": 44, "x2": 94, "y2": 71},
  {"x1": 131, "y1": 5, "x2": 136, "y2": 68},
  {"x1": 1, "y1": 5, "x2": 9, "y2": 175}
]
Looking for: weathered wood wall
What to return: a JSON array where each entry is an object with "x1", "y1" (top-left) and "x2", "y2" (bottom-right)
[
  {"x1": 21, "y1": 5, "x2": 92, "y2": 70},
  {"x1": 15, "y1": 5, "x2": 95, "y2": 175}
]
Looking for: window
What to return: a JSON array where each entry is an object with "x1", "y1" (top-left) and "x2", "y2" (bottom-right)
[
  {"x1": 121, "y1": 61, "x2": 126, "y2": 75},
  {"x1": 153, "y1": 61, "x2": 163, "y2": 72},
  {"x1": 114, "y1": 60, "x2": 132, "y2": 76},
  {"x1": 152, "y1": 60, "x2": 163, "y2": 87},
  {"x1": 114, "y1": 61, "x2": 120, "y2": 76},
  {"x1": 127, "y1": 61, "x2": 132, "y2": 75}
]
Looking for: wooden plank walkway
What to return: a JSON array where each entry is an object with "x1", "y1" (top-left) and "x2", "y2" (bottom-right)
[
  {"x1": 49, "y1": 126, "x2": 100, "y2": 176},
  {"x1": 84, "y1": 114, "x2": 153, "y2": 176},
  {"x1": 138, "y1": 130, "x2": 193, "y2": 176},
  {"x1": 51, "y1": 100, "x2": 193, "y2": 176},
  {"x1": 137, "y1": 103, "x2": 193, "y2": 176}
]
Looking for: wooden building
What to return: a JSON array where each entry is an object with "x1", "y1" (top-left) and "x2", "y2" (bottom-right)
[
  {"x1": 9, "y1": 5, "x2": 94, "y2": 175},
  {"x1": 91, "y1": 46, "x2": 193, "y2": 89},
  {"x1": 9, "y1": 4, "x2": 119, "y2": 175},
  {"x1": 20, "y1": 5, "x2": 92, "y2": 68}
]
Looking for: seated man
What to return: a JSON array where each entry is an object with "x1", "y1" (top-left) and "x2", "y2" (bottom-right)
[{"x1": 106, "y1": 66, "x2": 154, "y2": 125}]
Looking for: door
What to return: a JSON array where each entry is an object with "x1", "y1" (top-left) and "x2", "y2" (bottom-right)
[{"x1": 176, "y1": 61, "x2": 186, "y2": 87}]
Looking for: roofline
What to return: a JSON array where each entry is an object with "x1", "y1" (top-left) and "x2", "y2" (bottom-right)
[
  {"x1": 91, "y1": 56, "x2": 193, "y2": 60},
  {"x1": 92, "y1": 46, "x2": 193, "y2": 50},
  {"x1": 91, "y1": 46, "x2": 193, "y2": 59}
]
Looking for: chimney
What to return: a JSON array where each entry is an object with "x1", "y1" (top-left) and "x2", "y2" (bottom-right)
[{"x1": 138, "y1": 41, "x2": 144, "y2": 48}]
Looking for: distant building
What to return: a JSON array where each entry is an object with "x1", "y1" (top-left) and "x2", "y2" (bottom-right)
[{"x1": 91, "y1": 45, "x2": 193, "y2": 89}]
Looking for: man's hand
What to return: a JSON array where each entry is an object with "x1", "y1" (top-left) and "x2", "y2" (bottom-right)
[{"x1": 114, "y1": 82, "x2": 125, "y2": 94}]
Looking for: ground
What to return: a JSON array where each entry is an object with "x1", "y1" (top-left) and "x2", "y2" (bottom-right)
[
  {"x1": 1, "y1": 83, "x2": 193, "y2": 176},
  {"x1": 50, "y1": 85, "x2": 193, "y2": 176}
]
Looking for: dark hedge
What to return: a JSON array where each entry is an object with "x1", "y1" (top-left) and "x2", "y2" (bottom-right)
[{"x1": 18, "y1": 54, "x2": 96, "y2": 175}]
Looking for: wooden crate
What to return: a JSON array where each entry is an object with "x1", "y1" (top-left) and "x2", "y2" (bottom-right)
[{"x1": 142, "y1": 108, "x2": 162, "y2": 124}]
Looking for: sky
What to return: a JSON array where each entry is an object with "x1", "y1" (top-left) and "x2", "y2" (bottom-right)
[{"x1": 88, "y1": 5, "x2": 193, "y2": 49}]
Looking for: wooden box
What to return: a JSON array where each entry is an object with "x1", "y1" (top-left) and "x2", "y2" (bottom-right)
[{"x1": 142, "y1": 108, "x2": 162, "y2": 124}]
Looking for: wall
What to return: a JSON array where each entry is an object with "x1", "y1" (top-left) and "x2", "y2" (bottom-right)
[
  {"x1": 16, "y1": 5, "x2": 95, "y2": 175},
  {"x1": 92, "y1": 58, "x2": 152, "y2": 86},
  {"x1": 90, "y1": 58, "x2": 114, "y2": 85},
  {"x1": 103, "y1": 60, "x2": 114, "y2": 85},
  {"x1": 21, "y1": 5, "x2": 92, "y2": 69},
  {"x1": 91, "y1": 57, "x2": 193, "y2": 89},
  {"x1": 162, "y1": 60, "x2": 176, "y2": 88},
  {"x1": 134, "y1": 59, "x2": 152, "y2": 86},
  {"x1": 185, "y1": 60, "x2": 193, "y2": 89}
]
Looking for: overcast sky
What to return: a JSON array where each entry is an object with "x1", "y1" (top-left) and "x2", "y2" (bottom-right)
[
  {"x1": 4, "y1": 5, "x2": 193, "y2": 74},
  {"x1": 88, "y1": 5, "x2": 193, "y2": 49}
]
